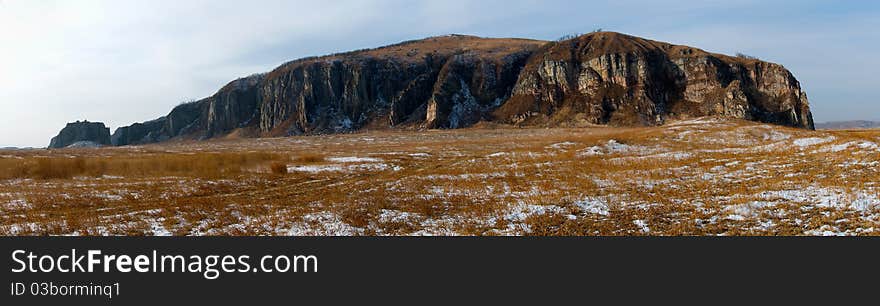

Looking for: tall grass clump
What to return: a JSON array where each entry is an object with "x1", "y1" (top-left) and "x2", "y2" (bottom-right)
[
  {"x1": 270, "y1": 162, "x2": 288, "y2": 175},
  {"x1": 293, "y1": 153, "x2": 325, "y2": 164},
  {"x1": 0, "y1": 152, "x2": 287, "y2": 179}
]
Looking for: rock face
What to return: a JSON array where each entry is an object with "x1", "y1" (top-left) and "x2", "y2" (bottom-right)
[
  {"x1": 49, "y1": 121, "x2": 112, "y2": 148},
  {"x1": 111, "y1": 117, "x2": 168, "y2": 146},
  {"x1": 496, "y1": 32, "x2": 813, "y2": 129},
  {"x1": 67, "y1": 32, "x2": 814, "y2": 148},
  {"x1": 254, "y1": 35, "x2": 538, "y2": 134},
  {"x1": 109, "y1": 35, "x2": 541, "y2": 144}
]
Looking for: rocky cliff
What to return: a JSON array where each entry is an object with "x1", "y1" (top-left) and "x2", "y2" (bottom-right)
[
  {"x1": 109, "y1": 35, "x2": 542, "y2": 145},
  {"x1": 496, "y1": 32, "x2": 813, "y2": 129},
  {"x1": 64, "y1": 32, "x2": 814, "y2": 148},
  {"x1": 49, "y1": 121, "x2": 112, "y2": 148}
]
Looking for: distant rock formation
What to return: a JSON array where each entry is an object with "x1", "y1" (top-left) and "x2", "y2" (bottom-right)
[
  {"x1": 111, "y1": 117, "x2": 170, "y2": 146},
  {"x1": 815, "y1": 120, "x2": 880, "y2": 130},
  {"x1": 52, "y1": 32, "x2": 816, "y2": 147},
  {"x1": 49, "y1": 121, "x2": 112, "y2": 148}
]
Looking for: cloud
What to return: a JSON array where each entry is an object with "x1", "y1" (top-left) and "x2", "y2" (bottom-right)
[{"x1": 0, "y1": 0, "x2": 389, "y2": 146}]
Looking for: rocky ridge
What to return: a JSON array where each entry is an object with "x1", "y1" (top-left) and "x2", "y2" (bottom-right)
[
  {"x1": 48, "y1": 121, "x2": 112, "y2": 149},
  {"x1": 496, "y1": 32, "x2": 813, "y2": 128},
  {"x1": 53, "y1": 32, "x2": 815, "y2": 147}
]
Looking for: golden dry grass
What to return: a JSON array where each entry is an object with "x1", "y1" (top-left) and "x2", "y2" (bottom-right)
[
  {"x1": 0, "y1": 152, "x2": 285, "y2": 180},
  {"x1": 292, "y1": 153, "x2": 325, "y2": 164},
  {"x1": 0, "y1": 117, "x2": 878, "y2": 236}
]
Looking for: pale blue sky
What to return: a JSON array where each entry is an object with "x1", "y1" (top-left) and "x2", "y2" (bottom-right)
[{"x1": 1, "y1": 0, "x2": 877, "y2": 147}]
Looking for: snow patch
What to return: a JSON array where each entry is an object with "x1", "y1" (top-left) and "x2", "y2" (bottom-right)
[
  {"x1": 288, "y1": 165, "x2": 345, "y2": 173},
  {"x1": 762, "y1": 130, "x2": 791, "y2": 142},
  {"x1": 757, "y1": 188, "x2": 880, "y2": 212},
  {"x1": 858, "y1": 141, "x2": 879, "y2": 150},
  {"x1": 378, "y1": 209, "x2": 419, "y2": 224},
  {"x1": 547, "y1": 142, "x2": 577, "y2": 150},
  {"x1": 793, "y1": 136, "x2": 835, "y2": 147},
  {"x1": 149, "y1": 218, "x2": 172, "y2": 236},
  {"x1": 96, "y1": 193, "x2": 123, "y2": 201},
  {"x1": 423, "y1": 172, "x2": 507, "y2": 180},
  {"x1": 4, "y1": 199, "x2": 30, "y2": 209},
  {"x1": 327, "y1": 156, "x2": 383, "y2": 163},
  {"x1": 724, "y1": 201, "x2": 777, "y2": 219},
  {"x1": 486, "y1": 152, "x2": 509, "y2": 158},
  {"x1": 502, "y1": 204, "x2": 569, "y2": 224},
  {"x1": 349, "y1": 163, "x2": 392, "y2": 171},
  {"x1": 632, "y1": 219, "x2": 650, "y2": 233},
  {"x1": 578, "y1": 140, "x2": 652, "y2": 156},
  {"x1": 287, "y1": 212, "x2": 363, "y2": 236},
  {"x1": 574, "y1": 197, "x2": 610, "y2": 216}
]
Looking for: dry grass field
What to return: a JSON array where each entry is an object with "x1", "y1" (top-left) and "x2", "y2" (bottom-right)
[{"x1": 1, "y1": 117, "x2": 878, "y2": 236}]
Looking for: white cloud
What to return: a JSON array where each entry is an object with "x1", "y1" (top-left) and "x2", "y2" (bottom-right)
[{"x1": 0, "y1": 0, "x2": 387, "y2": 147}]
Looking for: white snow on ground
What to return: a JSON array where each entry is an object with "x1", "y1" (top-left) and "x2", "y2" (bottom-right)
[
  {"x1": 725, "y1": 214, "x2": 746, "y2": 221},
  {"x1": 633, "y1": 219, "x2": 650, "y2": 233},
  {"x1": 821, "y1": 142, "x2": 853, "y2": 153},
  {"x1": 96, "y1": 193, "x2": 123, "y2": 201},
  {"x1": 793, "y1": 136, "x2": 835, "y2": 147},
  {"x1": 811, "y1": 141, "x2": 878, "y2": 153},
  {"x1": 803, "y1": 225, "x2": 874, "y2": 236},
  {"x1": 148, "y1": 218, "x2": 172, "y2": 236},
  {"x1": 578, "y1": 140, "x2": 654, "y2": 156},
  {"x1": 3, "y1": 199, "x2": 29, "y2": 209},
  {"x1": 804, "y1": 226, "x2": 849, "y2": 236},
  {"x1": 408, "y1": 153, "x2": 431, "y2": 157},
  {"x1": 846, "y1": 192, "x2": 880, "y2": 212},
  {"x1": 378, "y1": 209, "x2": 419, "y2": 224},
  {"x1": 423, "y1": 172, "x2": 507, "y2": 180},
  {"x1": 610, "y1": 151, "x2": 693, "y2": 162},
  {"x1": 349, "y1": 163, "x2": 393, "y2": 171},
  {"x1": 724, "y1": 201, "x2": 777, "y2": 220},
  {"x1": 287, "y1": 212, "x2": 364, "y2": 236},
  {"x1": 327, "y1": 156, "x2": 383, "y2": 163},
  {"x1": 574, "y1": 197, "x2": 610, "y2": 216},
  {"x1": 547, "y1": 142, "x2": 577, "y2": 149},
  {"x1": 484, "y1": 204, "x2": 573, "y2": 234},
  {"x1": 666, "y1": 117, "x2": 728, "y2": 126},
  {"x1": 840, "y1": 160, "x2": 879, "y2": 168},
  {"x1": 578, "y1": 146, "x2": 604, "y2": 156},
  {"x1": 411, "y1": 216, "x2": 462, "y2": 236},
  {"x1": 288, "y1": 165, "x2": 345, "y2": 173},
  {"x1": 603, "y1": 140, "x2": 637, "y2": 153},
  {"x1": 287, "y1": 157, "x2": 391, "y2": 173},
  {"x1": 1, "y1": 222, "x2": 39, "y2": 235},
  {"x1": 486, "y1": 152, "x2": 509, "y2": 157},
  {"x1": 858, "y1": 141, "x2": 879, "y2": 150},
  {"x1": 503, "y1": 204, "x2": 569, "y2": 223},
  {"x1": 762, "y1": 129, "x2": 791, "y2": 142},
  {"x1": 756, "y1": 187, "x2": 880, "y2": 212}
]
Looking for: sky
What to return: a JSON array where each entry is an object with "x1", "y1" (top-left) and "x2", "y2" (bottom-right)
[{"x1": 1, "y1": 0, "x2": 878, "y2": 147}]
